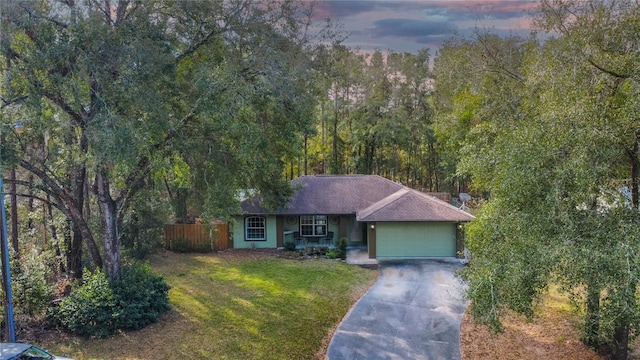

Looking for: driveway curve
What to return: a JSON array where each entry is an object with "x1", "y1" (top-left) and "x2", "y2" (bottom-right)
[{"x1": 327, "y1": 259, "x2": 468, "y2": 360}]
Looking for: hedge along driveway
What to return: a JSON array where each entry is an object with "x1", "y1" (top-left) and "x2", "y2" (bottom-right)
[{"x1": 40, "y1": 251, "x2": 378, "y2": 360}]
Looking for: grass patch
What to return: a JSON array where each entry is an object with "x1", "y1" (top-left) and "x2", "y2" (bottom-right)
[{"x1": 36, "y1": 250, "x2": 377, "y2": 360}]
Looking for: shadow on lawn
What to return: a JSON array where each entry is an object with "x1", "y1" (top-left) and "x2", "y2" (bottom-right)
[
  {"x1": 32, "y1": 250, "x2": 376, "y2": 360},
  {"x1": 155, "y1": 250, "x2": 377, "y2": 359}
]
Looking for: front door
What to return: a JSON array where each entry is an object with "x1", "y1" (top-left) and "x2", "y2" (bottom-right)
[
  {"x1": 368, "y1": 222, "x2": 376, "y2": 259},
  {"x1": 349, "y1": 217, "x2": 364, "y2": 246}
]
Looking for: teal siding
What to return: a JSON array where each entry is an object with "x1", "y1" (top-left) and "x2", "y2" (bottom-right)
[
  {"x1": 232, "y1": 215, "x2": 278, "y2": 249},
  {"x1": 234, "y1": 215, "x2": 350, "y2": 248},
  {"x1": 376, "y1": 222, "x2": 456, "y2": 257},
  {"x1": 282, "y1": 215, "x2": 341, "y2": 245}
]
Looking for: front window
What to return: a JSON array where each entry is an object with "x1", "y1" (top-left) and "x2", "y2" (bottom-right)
[
  {"x1": 300, "y1": 215, "x2": 327, "y2": 236},
  {"x1": 245, "y1": 216, "x2": 266, "y2": 241}
]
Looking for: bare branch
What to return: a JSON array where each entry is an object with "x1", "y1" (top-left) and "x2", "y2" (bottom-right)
[
  {"x1": 587, "y1": 57, "x2": 631, "y2": 80},
  {"x1": 18, "y1": 2, "x2": 69, "y2": 29},
  {"x1": 0, "y1": 96, "x2": 28, "y2": 109}
]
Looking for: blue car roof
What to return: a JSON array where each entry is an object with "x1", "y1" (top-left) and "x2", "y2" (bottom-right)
[{"x1": 0, "y1": 343, "x2": 33, "y2": 360}]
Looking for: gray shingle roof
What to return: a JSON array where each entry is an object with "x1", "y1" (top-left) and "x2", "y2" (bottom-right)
[
  {"x1": 240, "y1": 175, "x2": 474, "y2": 222},
  {"x1": 283, "y1": 175, "x2": 404, "y2": 214},
  {"x1": 356, "y1": 188, "x2": 475, "y2": 222}
]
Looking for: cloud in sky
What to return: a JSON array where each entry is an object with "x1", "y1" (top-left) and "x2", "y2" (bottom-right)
[{"x1": 312, "y1": 0, "x2": 537, "y2": 53}]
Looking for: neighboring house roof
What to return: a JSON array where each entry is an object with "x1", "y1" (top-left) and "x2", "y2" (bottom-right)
[
  {"x1": 240, "y1": 174, "x2": 474, "y2": 222},
  {"x1": 356, "y1": 188, "x2": 475, "y2": 222}
]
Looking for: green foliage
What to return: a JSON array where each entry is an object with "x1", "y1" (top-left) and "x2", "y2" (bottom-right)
[
  {"x1": 2, "y1": 0, "x2": 326, "y2": 281},
  {"x1": 283, "y1": 241, "x2": 296, "y2": 251},
  {"x1": 336, "y1": 237, "x2": 348, "y2": 260},
  {"x1": 303, "y1": 46, "x2": 447, "y2": 189},
  {"x1": 11, "y1": 248, "x2": 54, "y2": 317},
  {"x1": 169, "y1": 238, "x2": 211, "y2": 253},
  {"x1": 110, "y1": 263, "x2": 171, "y2": 331},
  {"x1": 50, "y1": 269, "x2": 117, "y2": 337},
  {"x1": 443, "y1": 2, "x2": 640, "y2": 358},
  {"x1": 170, "y1": 238, "x2": 190, "y2": 253},
  {"x1": 121, "y1": 190, "x2": 172, "y2": 259},
  {"x1": 39, "y1": 253, "x2": 379, "y2": 358},
  {"x1": 461, "y1": 201, "x2": 553, "y2": 332},
  {"x1": 325, "y1": 249, "x2": 337, "y2": 259},
  {"x1": 51, "y1": 263, "x2": 170, "y2": 337}
]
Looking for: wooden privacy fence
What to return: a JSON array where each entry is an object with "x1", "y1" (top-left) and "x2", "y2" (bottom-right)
[{"x1": 164, "y1": 223, "x2": 229, "y2": 252}]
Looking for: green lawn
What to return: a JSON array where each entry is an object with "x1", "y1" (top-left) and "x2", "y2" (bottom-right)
[{"x1": 38, "y1": 251, "x2": 378, "y2": 360}]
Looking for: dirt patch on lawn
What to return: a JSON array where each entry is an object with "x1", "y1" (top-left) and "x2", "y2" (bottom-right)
[{"x1": 460, "y1": 308, "x2": 603, "y2": 360}]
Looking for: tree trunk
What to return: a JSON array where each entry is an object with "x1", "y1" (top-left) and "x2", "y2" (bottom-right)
[
  {"x1": 27, "y1": 174, "x2": 34, "y2": 231},
  {"x1": 66, "y1": 164, "x2": 87, "y2": 279},
  {"x1": 9, "y1": 169, "x2": 19, "y2": 257},
  {"x1": 630, "y1": 129, "x2": 640, "y2": 208},
  {"x1": 45, "y1": 198, "x2": 64, "y2": 273},
  {"x1": 584, "y1": 284, "x2": 601, "y2": 349},
  {"x1": 63, "y1": 220, "x2": 72, "y2": 274},
  {"x1": 613, "y1": 324, "x2": 629, "y2": 360},
  {"x1": 611, "y1": 130, "x2": 640, "y2": 360},
  {"x1": 20, "y1": 159, "x2": 103, "y2": 269},
  {"x1": 332, "y1": 108, "x2": 339, "y2": 173},
  {"x1": 304, "y1": 135, "x2": 308, "y2": 176},
  {"x1": 96, "y1": 169, "x2": 120, "y2": 280},
  {"x1": 173, "y1": 188, "x2": 189, "y2": 223},
  {"x1": 41, "y1": 202, "x2": 47, "y2": 244},
  {"x1": 69, "y1": 222, "x2": 83, "y2": 278}
]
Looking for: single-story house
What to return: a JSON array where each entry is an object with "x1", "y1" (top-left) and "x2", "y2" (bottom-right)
[{"x1": 233, "y1": 175, "x2": 474, "y2": 259}]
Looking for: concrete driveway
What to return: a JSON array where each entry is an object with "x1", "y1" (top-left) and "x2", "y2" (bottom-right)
[{"x1": 327, "y1": 259, "x2": 468, "y2": 360}]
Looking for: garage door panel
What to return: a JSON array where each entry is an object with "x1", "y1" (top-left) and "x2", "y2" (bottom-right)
[{"x1": 376, "y1": 222, "x2": 455, "y2": 257}]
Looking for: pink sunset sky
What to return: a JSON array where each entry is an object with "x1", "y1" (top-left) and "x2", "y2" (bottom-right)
[{"x1": 310, "y1": 0, "x2": 538, "y2": 54}]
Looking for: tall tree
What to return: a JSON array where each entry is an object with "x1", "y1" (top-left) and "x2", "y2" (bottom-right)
[
  {"x1": 452, "y1": 2, "x2": 640, "y2": 359},
  {"x1": 533, "y1": 1, "x2": 640, "y2": 357},
  {"x1": 432, "y1": 32, "x2": 532, "y2": 192},
  {"x1": 1, "y1": 0, "x2": 320, "y2": 279},
  {"x1": 387, "y1": 49, "x2": 434, "y2": 189}
]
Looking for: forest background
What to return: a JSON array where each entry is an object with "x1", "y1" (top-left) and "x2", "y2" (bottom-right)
[{"x1": 1, "y1": 1, "x2": 640, "y2": 359}]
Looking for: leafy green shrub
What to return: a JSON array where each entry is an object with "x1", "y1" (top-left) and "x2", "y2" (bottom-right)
[
  {"x1": 111, "y1": 263, "x2": 171, "y2": 330},
  {"x1": 50, "y1": 269, "x2": 117, "y2": 337},
  {"x1": 325, "y1": 249, "x2": 337, "y2": 259},
  {"x1": 283, "y1": 241, "x2": 296, "y2": 251},
  {"x1": 12, "y1": 248, "x2": 53, "y2": 317},
  {"x1": 50, "y1": 263, "x2": 171, "y2": 337},
  {"x1": 171, "y1": 238, "x2": 190, "y2": 253},
  {"x1": 337, "y1": 237, "x2": 348, "y2": 260},
  {"x1": 169, "y1": 238, "x2": 212, "y2": 253}
]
